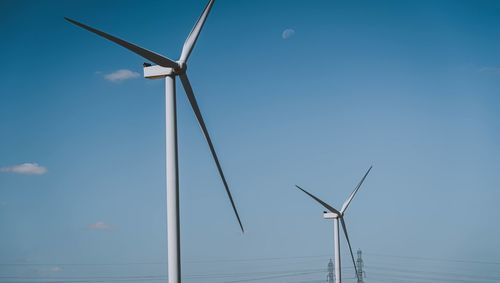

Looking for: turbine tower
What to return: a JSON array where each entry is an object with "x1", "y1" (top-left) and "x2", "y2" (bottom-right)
[
  {"x1": 296, "y1": 166, "x2": 372, "y2": 283},
  {"x1": 65, "y1": 1, "x2": 243, "y2": 282}
]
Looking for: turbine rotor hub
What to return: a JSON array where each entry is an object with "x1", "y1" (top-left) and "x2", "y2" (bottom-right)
[{"x1": 174, "y1": 61, "x2": 188, "y2": 75}]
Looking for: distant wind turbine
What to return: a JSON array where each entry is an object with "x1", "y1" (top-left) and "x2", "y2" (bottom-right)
[
  {"x1": 296, "y1": 166, "x2": 372, "y2": 283},
  {"x1": 65, "y1": 1, "x2": 243, "y2": 283}
]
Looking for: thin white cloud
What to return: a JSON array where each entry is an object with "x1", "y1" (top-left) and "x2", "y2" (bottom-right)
[
  {"x1": 50, "y1": 267, "x2": 63, "y2": 273},
  {"x1": 104, "y1": 69, "x2": 140, "y2": 82},
  {"x1": 479, "y1": 67, "x2": 500, "y2": 73},
  {"x1": 88, "y1": 221, "x2": 112, "y2": 230},
  {"x1": 32, "y1": 266, "x2": 63, "y2": 275},
  {"x1": 282, "y1": 28, "x2": 295, "y2": 39},
  {"x1": 0, "y1": 163, "x2": 47, "y2": 175}
]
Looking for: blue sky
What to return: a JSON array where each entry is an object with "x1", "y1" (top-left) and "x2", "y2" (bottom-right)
[{"x1": 1, "y1": 0, "x2": 500, "y2": 282}]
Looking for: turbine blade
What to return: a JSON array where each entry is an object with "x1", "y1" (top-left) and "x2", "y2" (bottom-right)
[
  {"x1": 179, "y1": 0, "x2": 215, "y2": 62},
  {"x1": 179, "y1": 73, "x2": 244, "y2": 233},
  {"x1": 340, "y1": 166, "x2": 372, "y2": 214},
  {"x1": 295, "y1": 185, "x2": 341, "y2": 215},
  {"x1": 340, "y1": 218, "x2": 359, "y2": 281},
  {"x1": 65, "y1": 17, "x2": 178, "y2": 69}
]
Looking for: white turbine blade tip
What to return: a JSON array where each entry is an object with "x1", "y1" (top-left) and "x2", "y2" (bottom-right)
[
  {"x1": 179, "y1": 73, "x2": 243, "y2": 233},
  {"x1": 295, "y1": 185, "x2": 341, "y2": 215},
  {"x1": 179, "y1": 0, "x2": 215, "y2": 62},
  {"x1": 65, "y1": 17, "x2": 178, "y2": 69},
  {"x1": 340, "y1": 166, "x2": 372, "y2": 214}
]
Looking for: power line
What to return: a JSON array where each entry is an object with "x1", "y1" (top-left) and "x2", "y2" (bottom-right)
[
  {"x1": 2, "y1": 252, "x2": 497, "y2": 267},
  {"x1": 224, "y1": 270, "x2": 325, "y2": 283},
  {"x1": 0, "y1": 262, "x2": 164, "y2": 267},
  {"x1": 363, "y1": 252, "x2": 500, "y2": 266},
  {"x1": 1, "y1": 252, "x2": 499, "y2": 283},
  {"x1": 363, "y1": 264, "x2": 500, "y2": 282},
  {"x1": 0, "y1": 268, "x2": 328, "y2": 282}
]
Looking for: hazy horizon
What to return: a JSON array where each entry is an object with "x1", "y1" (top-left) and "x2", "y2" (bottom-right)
[{"x1": 1, "y1": 0, "x2": 500, "y2": 282}]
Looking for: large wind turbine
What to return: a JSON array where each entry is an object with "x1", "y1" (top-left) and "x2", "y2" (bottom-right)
[
  {"x1": 65, "y1": 1, "x2": 243, "y2": 283},
  {"x1": 296, "y1": 166, "x2": 372, "y2": 283}
]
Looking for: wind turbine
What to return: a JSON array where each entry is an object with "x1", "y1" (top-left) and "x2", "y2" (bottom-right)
[
  {"x1": 65, "y1": 1, "x2": 243, "y2": 283},
  {"x1": 296, "y1": 166, "x2": 372, "y2": 283}
]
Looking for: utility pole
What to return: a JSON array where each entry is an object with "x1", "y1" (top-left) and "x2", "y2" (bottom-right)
[
  {"x1": 327, "y1": 258, "x2": 334, "y2": 283},
  {"x1": 356, "y1": 250, "x2": 365, "y2": 283}
]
